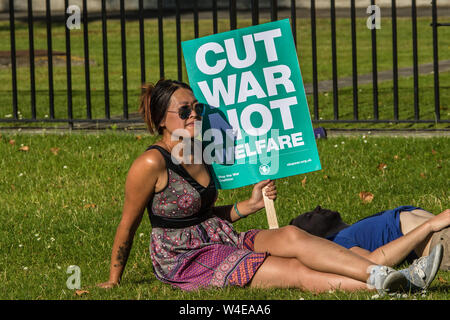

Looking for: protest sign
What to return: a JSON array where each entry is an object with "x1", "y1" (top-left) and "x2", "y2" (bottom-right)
[{"x1": 182, "y1": 19, "x2": 321, "y2": 191}]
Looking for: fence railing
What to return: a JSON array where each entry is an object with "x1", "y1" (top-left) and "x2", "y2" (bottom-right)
[{"x1": 1, "y1": 0, "x2": 449, "y2": 129}]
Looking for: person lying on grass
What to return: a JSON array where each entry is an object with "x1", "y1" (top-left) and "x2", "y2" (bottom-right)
[
  {"x1": 97, "y1": 79, "x2": 441, "y2": 294},
  {"x1": 290, "y1": 206, "x2": 450, "y2": 277}
]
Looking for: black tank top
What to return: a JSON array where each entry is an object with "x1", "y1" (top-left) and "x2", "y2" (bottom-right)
[{"x1": 145, "y1": 145, "x2": 218, "y2": 228}]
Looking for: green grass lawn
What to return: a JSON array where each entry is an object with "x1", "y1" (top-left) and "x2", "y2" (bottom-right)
[
  {"x1": 0, "y1": 132, "x2": 448, "y2": 300},
  {"x1": 0, "y1": 17, "x2": 449, "y2": 129}
]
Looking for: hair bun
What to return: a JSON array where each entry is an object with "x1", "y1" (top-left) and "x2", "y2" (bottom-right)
[
  {"x1": 139, "y1": 83, "x2": 156, "y2": 133},
  {"x1": 141, "y1": 83, "x2": 155, "y2": 96}
]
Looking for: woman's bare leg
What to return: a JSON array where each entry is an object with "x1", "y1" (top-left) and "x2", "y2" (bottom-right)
[
  {"x1": 250, "y1": 256, "x2": 369, "y2": 292},
  {"x1": 253, "y1": 226, "x2": 376, "y2": 283}
]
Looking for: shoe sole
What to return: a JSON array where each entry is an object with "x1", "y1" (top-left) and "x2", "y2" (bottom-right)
[
  {"x1": 382, "y1": 271, "x2": 409, "y2": 293},
  {"x1": 430, "y1": 228, "x2": 449, "y2": 271},
  {"x1": 424, "y1": 243, "x2": 443, "y2": 289}
]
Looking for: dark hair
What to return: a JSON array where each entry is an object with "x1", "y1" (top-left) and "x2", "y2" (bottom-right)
[
  {"x1": 289, "y1": 206, "x2": 349, "y2": 238},
  {"x1": 139, "y1": 79, "x2": 193, "y2": 134}
]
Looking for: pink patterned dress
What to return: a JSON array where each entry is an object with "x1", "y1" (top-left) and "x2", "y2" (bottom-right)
[{"x1": 146, "y1": 145, "x2": 267, "y2": 291}]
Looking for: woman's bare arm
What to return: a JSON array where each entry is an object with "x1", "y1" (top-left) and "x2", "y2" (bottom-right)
[
  {"x1": 213, "y1": 200, "x2": 257, "y2": 223},
  {"x1": 213, "y1": 180, "x2": 277, "y2": 223},
  {"x1": 98, "y1": 151, "x2": 164, "y2": 287}
]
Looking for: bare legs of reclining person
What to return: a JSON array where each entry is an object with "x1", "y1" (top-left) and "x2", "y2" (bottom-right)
[{"x1": 351, "y1": 209, "x2": 449, "y2": 268}]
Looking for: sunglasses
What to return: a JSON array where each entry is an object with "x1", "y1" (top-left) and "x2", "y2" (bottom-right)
[{"x1": 166, "y1": 103, "x2": 206, "y2": 120}]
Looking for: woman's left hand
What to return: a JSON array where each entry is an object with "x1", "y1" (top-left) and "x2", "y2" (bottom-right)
[{"x1": 248, "y1": 179, "x2": 277, "y2": 212}]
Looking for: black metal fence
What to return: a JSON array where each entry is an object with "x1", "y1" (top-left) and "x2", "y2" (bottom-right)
[{"x1": 1, "y1": 0, "x2": 449, "y2": 128}]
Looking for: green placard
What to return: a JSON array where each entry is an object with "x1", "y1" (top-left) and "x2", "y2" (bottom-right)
[{"x1": 182, "y1": 19, "x2": 321, "y2": 189}]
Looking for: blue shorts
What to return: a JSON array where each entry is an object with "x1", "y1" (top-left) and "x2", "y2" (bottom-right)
[{"x1": 327, "y1": 206, "x2": 421, "y2": 264}]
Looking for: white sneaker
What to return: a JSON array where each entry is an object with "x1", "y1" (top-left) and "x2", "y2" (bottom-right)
[
  {"x1": 367, "y1": 265, "x2": 409, "y2": 295},
  {"x1": 400, "y1": 243, "x2": 443, "y2": 291}
]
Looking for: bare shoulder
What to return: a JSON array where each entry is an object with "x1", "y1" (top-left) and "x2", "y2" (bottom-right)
[
  {"x1": 131, "y1": 147, "x2": 166, "y2": 175},
  {"x1": 121, "y1": 147, "x2": 167, "y2": 214}
]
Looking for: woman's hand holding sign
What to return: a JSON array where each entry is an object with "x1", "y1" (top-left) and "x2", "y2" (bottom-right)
[
  {"x1": 248, "y1": 179, "x2": 279, "y2": 229},
  {"x1": 248, "y1": 179, "x2": 277, "y2": 211},
  {"x1": 229, "y1": 180, "x2": 277, "y2": 224}
]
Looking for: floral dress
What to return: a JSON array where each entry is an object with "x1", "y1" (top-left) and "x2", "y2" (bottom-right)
[{"x1": 146, "y1": 145, "x2": 267, "y2": 291}]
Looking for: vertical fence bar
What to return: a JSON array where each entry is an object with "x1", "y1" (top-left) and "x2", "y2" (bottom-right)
[
  {"x1": 9, "y1": 0, "x2": 18, "y2": 119},
  {"x1": 370, "y1": 0, "x2": 379, "y2": 120},
  {"x1": 176, "y1": 0, "x2": 182, "y2": 81},
  {"x1": 391, "y1": 0, "x2": 399, "y2": 121},
  {"x1": 310, "y1": 0, "x2": 319, "y2": 120},
  {"x1": 45, "y1": 0, "x2": 55, "y2": 119},
  {"x1": 350, "y1": 0, "x2": 358, "y2": 120},
  {"x1": 271, "y1": 0, "x2": 278, "y2": 21},
  {"x1": 330, "y1": 0, "x2": 338, "y2": 120},
  {"x1": 139, "y1": 0, "x2": 146, "y2": 84},
  {"x1": 391, "y1": 0, "x2": 398, "y2": 120},
  {"x1": 120, "y1": 0, "x2": 128, "y2": 118},
  {"x1": 82, "y1": 0, "x2": 92, "y2": 119},
  {"x1": 230, "y1": 0, "x2": 237, "y2": 30},
  {"x1": 431, "y1": 0, "x2": 440, "y2": 121},
  {"x1": 64, "y1": 0, "x2": 73, "y2": 128},
  {"x1": 194, "y1": 0, "x2": 199, "y2": 38},
  {"x1": 251, "y1": 0, "x2": 259, "y2": 26},
  {"x1": 411, "y1": 0, "x2": 419, "y2": 120},
  {"x1": 101, "y1": 0, "x2": 110, "y2": 119},
  {"x1": 291, "y1": 0, "x2": 297, "y2": 47},
  {"x1": 212, "y1": 0, "x2": 218, "y2": 34},
  {"x1": 27, "y1": 0, "x2": 36, "y2": 119},
  {"x1": 158, "y1": 0, "x2": 164, "y2": 78}
]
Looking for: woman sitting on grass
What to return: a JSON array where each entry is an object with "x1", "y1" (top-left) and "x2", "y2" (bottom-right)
[
  {"x1": 97, "y1": 79, "x2": 441, "y2": 294},
  {"x1": 290, "y1": 206, "x2": 450, "y2": 274}
]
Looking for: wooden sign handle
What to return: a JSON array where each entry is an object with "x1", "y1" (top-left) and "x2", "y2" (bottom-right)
[{"x1": 262, "y1": 185, "x2": 279, "y2": 229}]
